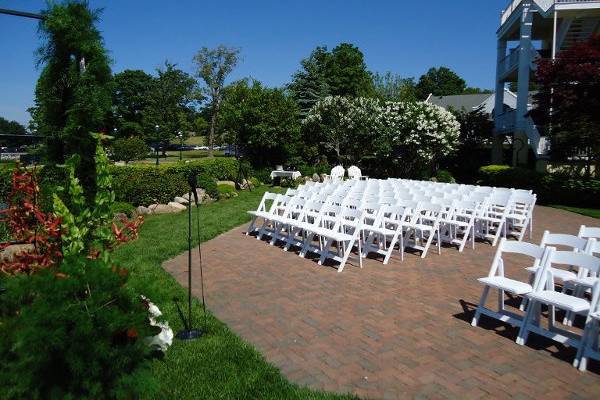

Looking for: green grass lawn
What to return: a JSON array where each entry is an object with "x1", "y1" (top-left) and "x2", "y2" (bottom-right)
[
  {"x1": 133, "y1": 150, "x2": 227, "y2": 164},
  {"x1": 550, "y1": 205, "x2": 600, "y2": 219},
  {"x1": 112, "y1": 186, "x2": 355, "y2": 399}
]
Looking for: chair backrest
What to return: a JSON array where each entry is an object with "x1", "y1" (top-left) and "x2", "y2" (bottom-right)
[
  {"x1": 535, "y1": 247, "x2": 600, "y2": 291},
  {"x1": 347, "y1": 165, "x2": 362, "y2": 179},
  {"x1": 540, "y1": 231, "x2": 589, "y2": 252},
  {"x1": 254, "y1": 192, "x2": 279, "y2": 213},
  {"x1": 488, "y1": 238, "x2": 548, "y2": 278},
  {"x1": 330, "y1": 165, "x2": 345, "y2": 180},
  {"x1": 579, "y1": 225, "x2": 600, "y2": 240}
]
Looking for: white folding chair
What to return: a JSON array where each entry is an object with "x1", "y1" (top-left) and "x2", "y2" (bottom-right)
[
  {"x1": 403, "y1": 202, "x2": 443, "y2": 258},
  {"x1": 316, "y1": 208, "x2": 364, "y2": 272},
  {"x1": 362, "y1": 204, "x2": 410, "y2": 264},
  {"x1": 579, "y1": 225, "x2": 600, "y2": 240},
  {"x1": 517, "y1": 248, "x2": 600, "y2": 366},
  {"x1": 441, "y1": 200, "x2": 476, "y2": 252},
  {"x1": 506, "y1": 193, "x2": 536, "y2": 241},
  {"x1": 471, "y1": 238, "x2": 549, "y2": 329},
  {"x1": 347, "y1": 165, "x2": 367, "y2": 180},
  {"x1": 575, "y1": 280, "x2": 600, "y2": 371},
  {"x1": 325, "y1": 165, "x2": 345, "y2": 182},
  {"x1": 246, "y1": 192, "x2": 279, "y2": 235}
]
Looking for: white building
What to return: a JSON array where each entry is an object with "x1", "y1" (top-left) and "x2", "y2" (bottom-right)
[{"x1": 493, "y1": 0, "x2": 600, "y2": 168}]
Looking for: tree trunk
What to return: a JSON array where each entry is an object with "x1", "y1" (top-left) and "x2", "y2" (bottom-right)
[{"x1": 208, "y1": 112, "x2": 216, "y2": 158}]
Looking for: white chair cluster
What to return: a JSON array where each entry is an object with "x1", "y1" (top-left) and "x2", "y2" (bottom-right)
[
  {"x1": 246, "y1": 178, "x2": 536, "y2": 272},
  {"x1": 324, "y1": 165, "x2": 368, "y2": 181},
  {"x1": 472, "y1": 225, "x2": 600, "y2": 371}
]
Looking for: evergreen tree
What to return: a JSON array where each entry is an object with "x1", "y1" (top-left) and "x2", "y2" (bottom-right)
[
  {"x1": 29, "y1": 0, "x2": 112, "y2": 202},
  {"x1": 325, "y1": 43, "x2": 374, "y2": 97},
  {"x1": 288, "y1": 46, "x2": 330, "y2": 117},
  {"x1": 415, "y1": 67, "x2": 466, "y2": 99}
]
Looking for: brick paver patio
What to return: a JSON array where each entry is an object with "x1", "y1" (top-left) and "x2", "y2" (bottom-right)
[{"x1": 164, "y1": 205, "x2": 600, "y2": 399}]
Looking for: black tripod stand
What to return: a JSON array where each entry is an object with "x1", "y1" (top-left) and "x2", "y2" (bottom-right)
[
  {"x1": 174, "y1": 174, "x2": 208, "y2": 340},
  {"x1": 234, "y1": 145, "x2": 251, "y2": 191}
]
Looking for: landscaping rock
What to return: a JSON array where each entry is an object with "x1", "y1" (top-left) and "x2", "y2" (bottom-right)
[
  {"x1": 173, "y1": 196, "x2": 189, "y2": 205},
  {"x1": 0, "y1": 244, "x2": 35, "y2": 263},
  {"x1": 168, "y1": 201, "x2": 187, "y2": 211},
  {"x1": 149, "y1": 204, "x2": 182, "y2": 214},
  {"x1": 319, "y1": 173, "x2": 327, "y2": 182},
  {"x1": 217, "y1": 180, "x2": 236, "y2": 187},
  {"x1": 136, "y1": 206, "x2": 152, "y2": 215},
  {"x1": 312, "y1": 173, "x2": 320, "y2": 182}
]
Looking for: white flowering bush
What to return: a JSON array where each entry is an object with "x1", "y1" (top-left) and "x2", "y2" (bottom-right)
[{"x1": 303, "y1": 95, "x2": 460, "y2": 177}]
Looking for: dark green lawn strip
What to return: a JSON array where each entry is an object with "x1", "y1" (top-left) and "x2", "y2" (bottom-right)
[
  {"x1": 112, "y1": 187, "x2": 357, "y2": 399},
  {"x1": 549, "y1": 205, "x2": 600, "y2": 219}
]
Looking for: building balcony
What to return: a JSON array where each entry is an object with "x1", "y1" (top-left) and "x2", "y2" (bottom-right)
[
  {"x1": 501, "y1": 0, "x2": 600, "y2": 28},
  {"x1": 498, "y1": 45, "x2": 545, "y2": 81}
]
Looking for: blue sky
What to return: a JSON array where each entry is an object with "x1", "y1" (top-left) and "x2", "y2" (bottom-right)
[{"x1": 0, "y1": 0, "x2": 508, "y2": 125}]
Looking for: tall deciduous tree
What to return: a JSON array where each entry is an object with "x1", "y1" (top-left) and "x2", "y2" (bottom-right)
[
  {"x1": 219, "y1": 79, "x2": 300, "y2": 167},
  {"x1": 372, "y1": 72, "x2": 417, "y2": 102},
  {"x1": 193, "y1": 45, "x2": 240, "y2": 157},
  {"x1": 288, "y1": 46, "x2": 330, "y2": 117},
  {"x1": 324, "y1": 43, "x2": 374, "y2": 97},
  {"x1": 30, "y1": 0, "x2": 112, "y2": 202},
  {"x1": 532, "y1": 35, "x2": 600, "y2": 177},
  {"x1": 111, "y1": 69, "x2": 156, "y2": 138},
  {"x1": 415, "y1": 67, "x2": 466, "y2": 99},
  {"x1": 142, "y1": 62, "x2": 198, "y2": 157}
]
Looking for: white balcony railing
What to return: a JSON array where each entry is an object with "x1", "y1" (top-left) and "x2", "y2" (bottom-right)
[
  {"x1": 501, "y1": 0, "x2": 600, "y2": 26},
  {"x1": 498, "y1": 44, "x2": 540, "y2": 77}
]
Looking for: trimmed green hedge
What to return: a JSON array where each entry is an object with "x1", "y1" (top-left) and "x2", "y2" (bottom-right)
[
  {"x1": 0, "y1": 158, "x2": 240, "y2": 207},
  {"x1": 109, "y1": 159, "x2": 238, "y2": 206},
  {"x1": 478, "y1": 165, "x2": 600, "y2": 208}
]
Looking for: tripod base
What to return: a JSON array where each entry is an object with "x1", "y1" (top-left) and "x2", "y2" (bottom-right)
[{"x1": 175, "y1": 328, "x2": 205, "y2": 340}]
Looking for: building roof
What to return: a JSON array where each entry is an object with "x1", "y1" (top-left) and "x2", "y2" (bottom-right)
[
  {"x1": 426, "y1": 89, "x2": 517, "y2": 114},
  {"x1": 427, "y1": 93, "x2": 493, "y2": 112}
]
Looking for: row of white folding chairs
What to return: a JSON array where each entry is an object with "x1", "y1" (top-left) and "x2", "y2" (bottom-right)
[
  {"x1": 295, "y1": 184, "x2": 536, "y2": 247},
  {"x1": 471, "y1": 225, "x2": 600, "y2": 371},
  {"x1": 247, "y1": 191, "x2": 486, "y2": 270}
]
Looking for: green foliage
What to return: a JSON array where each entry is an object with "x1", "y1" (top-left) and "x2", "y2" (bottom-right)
[
  {"x1": 111, "y1": 136, "x2": 149, "y2": 164},
  {"x1": 109, "y1": 158, "x2": 237, "y2": 205},
  {"x1": 30, "y1": 1, "x2": 113, "y2": 203},
  {"x1": 111, "y1": 201, "x2": 136, "y2": 216},
  {"x1": 0, "y1": 117, "x2": 27, "y2": 147},
  {"x1": 324, "y1": 43, "x2": 374, "y2": 97},
  {"x1": 193, "y1": 45, "x2": 241, "y2": 156},
  {"x1": 478, "y1": 165, "x2": 600, "y2": 208},
  {"x1": 197, "y1": 174, "x2": 218, "y2": 199},
  {"x1": 142, "y1": 62, "x2": 199, "y2": 148},
  {"x1": 0, "y1": 255, "x2": 156, "y2": 399},
  {"x1": 415, "y1": 67, "x2": 466, "y2": 99},
  {"x1": 220, "y1": 79, "x2": 301, "y2": 167},
  {"x1": 217, "y1": 184, "x2": 237, "y2": 199},
  {"x1": 434, "y1": 169, "x2": 455, "y2": 183},
  {"x1": 288, "y1": 46, "x2": 331, "y2": 117},
  {"x1": 53, "y1": 143, "x2": 115, "y2": 257},
  {"x1": 372, "y1": 72, "x2": 417, "y2": 102},
  {"x1": 248, "y1": 176, "x2": 261, "y2": 188},
  {"x1": 111, "y1": 69, "x2": 156, "y2": 137}
]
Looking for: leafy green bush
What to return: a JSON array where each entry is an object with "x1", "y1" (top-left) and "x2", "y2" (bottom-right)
[
  {"x1": 478, "y1": 164, "x2": 600, "y2": 208},
  {"x1": 217, "y1": 184, "x2": 237, "y2": 199},
  {"x1": 111, "y1": 201, "x2": 136, "y2": 216},
  {"x1": 434, "y1": 169, "x2": 455, "y2": 183},
  {"x1": 197, "y1": 174, "x2": 218, "y2": 199},
  {"x1": 249, "y1": 177, "x2": 261, "y2": 187},
  {"x1": 110, "y1": 137, "x2": 149, "y2": 164},
  {"x1": 0, "y1": 255, "x2": 156, "y2": 399},
  {"x1": 251, "y1": 167, "x2": 272, "y2": 184},
  {"x1": 109, "y1": 158, "x2": 238, "y2": 206}
]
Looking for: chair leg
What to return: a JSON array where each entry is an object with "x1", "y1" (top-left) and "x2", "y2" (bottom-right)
[
  {"x1": 318, "y1": 238, "x2": 332, "y2": 265},
  {"x1": 471, "y1": 286, "x2": 491, "y2": 327},
  {"x1": 517, "y1": 300, "x2": 537, "y2": 345},
  {"x1": 574, "y1": 317, "x2": 594, "y2": 370},
  {"x1": 383, "y1": 233, "x2": 400, "y2": 265},
  {"x1": 498, "y1": 289, "x2": 505, "y2": 312},
  {"x1": 246, "y1": 217, "x2": 257, "y2": 235},
  {"x1": 420, "y1": 230, "x2": 435, "y2": 259}
]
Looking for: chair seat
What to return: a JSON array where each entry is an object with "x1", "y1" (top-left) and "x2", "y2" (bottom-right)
[
  {"x1": 570, "y1": 276, "x2": 600, "y2": 288},
  {"x1": 405, "y1": 223, "x2": 435, "y2": 232},
  {"x1": 525, "y1": 266, "x2": 577, "y2": 282},
  {"x1": 526, "y1": 291, "x2": 590, "y2": 313},
  {"x1": 368, "y1": 226, "x2": 398, "y2": 236},
  {"x1": 478, "y1": 276, "x2": 533, "y2": 295},
  {"x1": 314, "y1": 228, "x2": 353, "y2": 242}
]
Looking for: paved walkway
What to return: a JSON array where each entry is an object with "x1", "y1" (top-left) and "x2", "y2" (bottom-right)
[{"x1": 163, "y1": 206, "x2": 600, "y2": 399}]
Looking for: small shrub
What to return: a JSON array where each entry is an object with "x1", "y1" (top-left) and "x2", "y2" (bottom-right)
[
  {"x1": 197, "y1": 174, "x2": 218, "y2": 199},
  {"x1": 434, "y1": 169, "x2": 455, "y2": 183},
  {"x1": 111, "y1": 137, "x2": 149, "y2": 164},
  {"x1": 251, "y1": 167, "x2": 272, "y2": 184},
  {"x1": 217, "y1": 184, "x2": 237, "y2": 199},
  {"x1": 0, "y1": 255, "x2": 156, "y2": 399},
  {"x1": 111, "y1": 201, "x2": 136, "y2": 216},
  {"x1": 249, "y1": 177, "x2": 261, "y2": 187}
]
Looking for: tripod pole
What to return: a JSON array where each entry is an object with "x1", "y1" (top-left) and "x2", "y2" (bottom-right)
[
  {"x1": 187, "y1": 189, "x2": 193, "y2": 328},
  {"x1": 196, "y1": 203, "x2": 208, "y2": 332}
]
